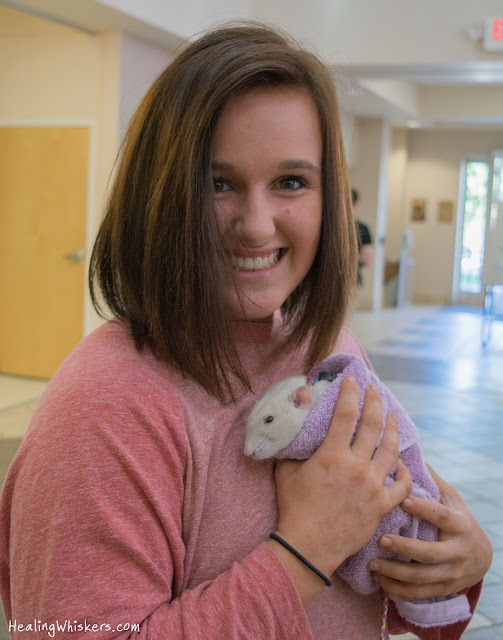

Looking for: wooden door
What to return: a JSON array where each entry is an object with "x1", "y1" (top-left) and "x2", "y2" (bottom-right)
[{"x1": 0, "y1": 126, "x2": 89, "y2": 378}]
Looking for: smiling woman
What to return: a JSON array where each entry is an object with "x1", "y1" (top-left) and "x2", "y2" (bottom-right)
[
  {"x1": 0, "y1": 21, "x2": 490, "y2": 640},
  {"x1": 212, "y1": 86, "x2": 323, "y2": 323},
  {"x1": 88, "y1": 23, "x2": 357, "y2": 402}
]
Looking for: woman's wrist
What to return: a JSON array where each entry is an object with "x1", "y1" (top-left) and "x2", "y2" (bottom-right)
[
  {"x1": 267, "y1": 536, "x2": 327, "y2": 607},
  {"x1": 266, "y1": 531, "x2": 342, "y2": 607},
  {"x1": 269, "y1": 533, "x2": 332, "y2": 586}
]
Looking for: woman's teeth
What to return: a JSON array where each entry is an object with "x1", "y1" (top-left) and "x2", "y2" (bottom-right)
[{"x1": 232, "y1": 250, "x2": 281, "y2": 271}]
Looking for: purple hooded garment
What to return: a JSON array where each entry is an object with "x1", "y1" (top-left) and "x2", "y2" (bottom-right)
[{"x1": 274, "y1": 353, "x2": 471, "y2": 628}]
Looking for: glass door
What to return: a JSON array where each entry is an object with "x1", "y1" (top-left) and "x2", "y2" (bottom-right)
[{"x1": 454, "y1": 159, "x2": 490, "y2": 305}]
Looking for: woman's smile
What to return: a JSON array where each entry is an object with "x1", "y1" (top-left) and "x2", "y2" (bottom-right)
[
  {"x1": 230, "y1": 249, "x2": 283, "y2": 272},
  {"x1": 212, "y1": 86, "x2": 322, "y2": 321}
]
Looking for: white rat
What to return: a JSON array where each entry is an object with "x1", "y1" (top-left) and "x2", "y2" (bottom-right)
[
  {"x1": 243, "y1": 357, "x2": 472, "y2": 630},
  {"x1": 244, "y1": 376, "x2": 330, "y2": 459}
]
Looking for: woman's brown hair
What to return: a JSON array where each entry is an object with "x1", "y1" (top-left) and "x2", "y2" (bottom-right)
[{"x1": 89, "y1": 22, "x2": 358, "y2": 402}]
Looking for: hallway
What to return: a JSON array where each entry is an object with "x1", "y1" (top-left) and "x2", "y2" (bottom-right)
[
  {"x1": 0, "y1": 305, "x2": 502, "y2": 639},
  {"x1": 351, "y1": 305, "x2": 503, "y2": 639}
]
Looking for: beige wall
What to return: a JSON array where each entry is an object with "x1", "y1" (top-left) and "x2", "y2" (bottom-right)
[
  {"x1": 0, "y1": 12, "x2": 121, "y2": 332},
  {"x1": 395, "y1": 129, "x2": 503, "y2": 305},
  {"x1": 0, "y1": 34, "x2": 101, "y2": 120},
  {"x1": 352, "y1": 123, "x2": 503, "y2": 306},
  {"x1": 0, "y1": 6, "x2": 175, "y2": 332},
  {"x1": 0, "y1": 6, "x2": 120, "y2": 227}
]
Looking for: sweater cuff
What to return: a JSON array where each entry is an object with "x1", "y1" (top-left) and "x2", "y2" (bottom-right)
[{"x1": 246, "y1": 542, "x2": 313, "y2": 638}]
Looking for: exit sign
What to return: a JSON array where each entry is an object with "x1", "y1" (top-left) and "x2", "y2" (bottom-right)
[{"x1": 484, "y1": 18, "x2": 503, "y2": 50}]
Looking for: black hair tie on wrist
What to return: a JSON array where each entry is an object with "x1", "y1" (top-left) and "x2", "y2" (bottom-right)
[{"x1": 269, "y1": 532, "x2": 332, "y2": 587}]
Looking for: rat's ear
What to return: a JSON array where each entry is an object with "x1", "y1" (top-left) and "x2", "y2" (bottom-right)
[{"x1": 289, "y1": 385, "x2": 313, "y2": 409}]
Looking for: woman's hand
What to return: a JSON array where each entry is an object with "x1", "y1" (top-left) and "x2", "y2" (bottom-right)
[
  {"x1": 269, "y1": 377, "x2": 412, "y2": 604},
  {"x1": 368, "y1": 465, "x2": 493, "y2": 600}
]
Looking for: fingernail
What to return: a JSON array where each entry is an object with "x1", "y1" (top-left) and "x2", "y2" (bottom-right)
[
  {"x1": 345, "y1": 375, "x2": 356, "y2": 385},
  {"x1": 368, "y1": 561, "x2": 380, "y2": 571},
  {"x1": 402, "y1": 497, "x2": 413, "y2": 509},
  {"x1": 380, "y1": 536, "x2": 392, "y2": 548}
]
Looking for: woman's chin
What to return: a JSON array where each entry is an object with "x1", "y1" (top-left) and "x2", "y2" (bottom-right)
[
  {"x1": 228, "y1": 296, "x2": 276, "y2": 324},
  {"x1": 232, "y1": 310, "x2": 275, "y2": 324}
]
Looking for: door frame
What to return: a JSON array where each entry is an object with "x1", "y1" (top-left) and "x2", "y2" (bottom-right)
[
  {"x1": 482, "y1": 150, "x2": 503, "y2": 290},
  {"x1": 0, "y1": 119, "x2": 97, "y2": 337},
  {"x1": 452, "y1": 154, "x2": 491, "y2": 306}
]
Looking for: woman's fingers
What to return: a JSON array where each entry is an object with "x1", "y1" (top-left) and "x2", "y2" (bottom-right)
[
  {"x1": 369, "y1": 554, "x2": 447, "y2": 584},
  {"x1": 370, "y1": 469, "x2": 493, "y2": 600},
  {"x1": 369, "y1": 535, "x2": 465, "y2": 600},
  {"x1": 376, "y1": 535, "x2": 453, "y2": 567},
  {"x1": 316, "y1": 376, "x2": 360, "y2": 455},
  {"x1": 383, "y1": 458, "x2": 412, "y2": 507},
  {"x1": 400, "y1": 494, "x2": 463, "y2": 535},
  {"x1": 370, "y1": 413, "x2": 399, "y2": 476},
  {"x1": 351, "y1": 385, "x2": 385, "y2": 456},
  {"x1": 371, "y1": 575, "x2": 454, "y2": 601},
  {"x1": 316, "y1": 379, "x2": 404, "y2": 503},
  {"x1": 318, "y1": 378, "x2": 389, "y2": 460}
]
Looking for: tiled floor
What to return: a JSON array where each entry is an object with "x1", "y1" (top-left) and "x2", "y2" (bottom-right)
[
  {"x1": 350, "y1": 305, "x2": 503, "y2": 639},
  {"x1": 0, "y1": 305, "x2": 502, "y2": 639}
]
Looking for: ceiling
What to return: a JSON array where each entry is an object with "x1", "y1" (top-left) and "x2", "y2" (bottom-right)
[{"x1": 2, "y1": 0, "x2": 503, "y2": 130}]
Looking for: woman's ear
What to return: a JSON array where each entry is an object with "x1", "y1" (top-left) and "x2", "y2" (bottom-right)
[{"x1": 289, "y1": 385, "x2": 313, "y2": 409}]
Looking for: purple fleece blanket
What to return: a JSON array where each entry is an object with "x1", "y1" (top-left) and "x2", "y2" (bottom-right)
[{"x1": 275, "y1": 353, "x2": 471, "y2": 629}]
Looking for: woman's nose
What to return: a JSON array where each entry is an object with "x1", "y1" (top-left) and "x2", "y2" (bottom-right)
[{"x1": 231, "y1": 191, "x2": 276, "y2": 246}]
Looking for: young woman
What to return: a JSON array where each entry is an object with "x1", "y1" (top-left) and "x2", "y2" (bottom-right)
[{"x1": 0, "y1": 23, "x2": 491, "y2": 640}]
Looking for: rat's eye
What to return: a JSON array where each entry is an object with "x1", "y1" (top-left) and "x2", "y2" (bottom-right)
[{"x1": 264, "y1": 416, "x2": 275, "y2": 424}]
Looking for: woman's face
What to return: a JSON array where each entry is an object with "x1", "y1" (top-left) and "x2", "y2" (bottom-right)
[{"x1": 212, "y1": 86, "x2": 323, "y2": 323}]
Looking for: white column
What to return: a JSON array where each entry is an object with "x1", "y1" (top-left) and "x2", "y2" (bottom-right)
[{"x1": 349, "y1": 117, "x2": 391, "y2": 311}]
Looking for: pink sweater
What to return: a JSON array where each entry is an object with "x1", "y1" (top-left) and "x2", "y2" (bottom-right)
[{"x1": 0, "y1": 319, "x2": 480, "y2": 640}]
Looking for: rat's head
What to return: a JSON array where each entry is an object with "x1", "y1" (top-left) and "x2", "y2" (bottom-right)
[{"x1": 244, "y1": 376, "x2": 314, "y2": 459}]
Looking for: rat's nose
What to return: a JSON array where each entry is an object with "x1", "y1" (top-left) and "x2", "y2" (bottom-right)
[{"x1": 244, "y1": 444, "x2": 256, "y2": 457}]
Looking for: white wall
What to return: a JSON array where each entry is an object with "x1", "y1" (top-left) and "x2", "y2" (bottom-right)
[
  {"x1": 349, "y1": 117, "x2": 391, "y2": 310},
  {"x1": 386, "y1": 128, "x2": 408, "y2": 261},
  {"x1": 119, "y1": 34, "x2": 171, "y2": 140}
]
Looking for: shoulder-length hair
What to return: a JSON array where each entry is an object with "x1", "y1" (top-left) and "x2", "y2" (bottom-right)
[{"x1": 89, "y1": 22, "x2": 358, "y2": 402}]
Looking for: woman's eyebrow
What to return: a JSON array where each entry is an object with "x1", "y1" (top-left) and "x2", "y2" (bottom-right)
[
  {"x1": 212, "y1": 161, "x2": 233, "y2": 171},
  {"x1": 278, "y1": 160, "x2": 321, "y2": 174},
  {"x1": 212, "y1": 160, "x2": 321, "y2": 174}
]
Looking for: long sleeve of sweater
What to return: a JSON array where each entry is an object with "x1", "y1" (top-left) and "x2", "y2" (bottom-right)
[
  {"x1": 0, "y1": 322, "x2": 483, "y2": 640},
  {"x1": 0, "y1": 324, "x2": 314, "y2": 640}
]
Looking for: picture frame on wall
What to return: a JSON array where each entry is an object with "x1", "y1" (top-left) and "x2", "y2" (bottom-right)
[
  {"x1": 438, "y1": 200, "x2": 454, "y2": 223},
  {"x1": 411, "y1": 198, "x2": 426, "y2": 222}
]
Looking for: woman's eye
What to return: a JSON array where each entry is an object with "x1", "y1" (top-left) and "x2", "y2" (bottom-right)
[
  {"x1": 279, "y1": 176, "x2": 305, "y2": 191},
  {"x1": 213, "y1": 178, "x2": 229, "y2": 193}
]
